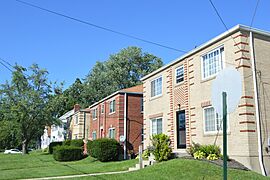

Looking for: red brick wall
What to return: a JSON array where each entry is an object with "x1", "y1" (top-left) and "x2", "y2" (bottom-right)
[
  {"x1": 89, "y1": 92, "x2": 143, "y2": 154},
  {"x1": 127, "y1": 94, "x2": 143, "y2": 154}
]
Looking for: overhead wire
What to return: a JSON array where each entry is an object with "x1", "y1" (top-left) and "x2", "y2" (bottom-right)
[{"x1": 14, "y1": 0, "x2": 187, "y2": 53}]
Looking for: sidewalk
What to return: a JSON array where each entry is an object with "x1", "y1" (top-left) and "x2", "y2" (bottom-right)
[{"x1": 21, "y1": 170, "x2": 130, "y2": 180}]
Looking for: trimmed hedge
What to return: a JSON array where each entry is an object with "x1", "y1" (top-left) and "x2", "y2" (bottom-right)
[
  {"x1": 87, "y1": 140, "x2": 93, "y2": 155},
  {"x1": 62, "y1": 139, "x2": 71, "y2": 146},
  {"x1": 49, "y1": 142, "x2": 63, "y2": 154},
  {"x1": 53, "y1": 145, "x2": 83, "y2": 161},
  {"x1": 63, "y1": 139, "x2": 84, "y2": 147},
  {"x1": 90, "y1": 138, "x2": 122, "y2": 162},
  {"x1": 70, "y1": 139, "x2": 84, "y2": 147}
]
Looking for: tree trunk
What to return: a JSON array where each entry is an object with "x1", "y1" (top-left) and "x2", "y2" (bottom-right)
[{"x1": 22, "y1": 139, "x2": 28, "y2": 154}]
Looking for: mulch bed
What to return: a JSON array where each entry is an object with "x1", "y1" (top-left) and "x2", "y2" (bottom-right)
[{"x1": 180, "y1": 156, "x2": 249, "y2": 171}]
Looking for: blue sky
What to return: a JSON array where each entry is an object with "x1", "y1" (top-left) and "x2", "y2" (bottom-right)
[{"x1": 0, "y1": 0, "x2": 269, "y2": 88}]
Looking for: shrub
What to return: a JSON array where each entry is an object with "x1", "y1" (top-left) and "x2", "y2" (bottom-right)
[
  {"x1": 70, "y1": 139, "x2": 84, "y2": 147},
  {"x1": 53, "y1": 145, "x2": 83, "y2": 161},
  {"x1": 86, "y1": 140, "x2": 93, "y2": 155},
  {"x1": 63, "y1": 139, "x2": 71, "y2": 146},
  {"x1": 151, "y1": 134, "x2": 172, "y2": 162},
  {"x1": 207, "y1": 154, "x2": 219, "y2": 160},
  {"x1": 90, "y1": 138, "x2": 122, "y2": 162},
  {"x1": 49, "y1": 142, "x2": 63, "y2": 154},
  {"x1": 194, "y1": 150, "x2": 205, "y2": 159},
  {"x1": 188, "y1": 142, "x2": 201, "y2": 156},
  {"x1": 199, "y1": 144, "x2": 221, "y2": 157},
  {"x1": 142, "y1": 149, "x2": 150, "y2": 159}
]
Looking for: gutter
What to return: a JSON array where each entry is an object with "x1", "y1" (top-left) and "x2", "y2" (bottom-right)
[
  {"x1": 124, "y1": 93, "x2": 127, "y2": 160},
  {"x1": 250, "y1": 31, "x2": 267, "y2": 176}
]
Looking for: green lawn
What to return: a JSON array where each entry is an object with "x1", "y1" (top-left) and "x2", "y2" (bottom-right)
[
  {"x1": 76, "y1": 159, "x2": 269, "y2": 180},
  {"x1": 0, "y1": 152, "x2": 137, "y2": 180},
  {"x1": 0, "y1": 152, "x2": 269, "y2": 180}
]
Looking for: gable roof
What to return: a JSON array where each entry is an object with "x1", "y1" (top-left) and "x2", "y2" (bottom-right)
[
  {"x1": 140, "y1": 24, "x2": 270, "y2": 81},
  {"x1": 89, "y1": 84, "x2": 143, "y2": 108}
]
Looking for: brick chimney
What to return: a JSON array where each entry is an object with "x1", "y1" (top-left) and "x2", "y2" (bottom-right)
[{"x1": 74, "y1": 104, "x2": 80, "y2": 112}]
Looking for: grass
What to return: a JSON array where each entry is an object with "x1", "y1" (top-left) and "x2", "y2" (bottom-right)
[
  {"x1": 0, "y1": 152, "x2": 268, "y2": 180},
  {"x1": 0, "y1": 152, "x2": 137, "y2": 180},
  {"x1": 75, "y1": 159, "x2": 269, "y2": 180}
]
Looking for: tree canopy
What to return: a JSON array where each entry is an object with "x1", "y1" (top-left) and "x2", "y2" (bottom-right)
[
  {"x1": 0, "y1": 64, "x2": 59, "y2": 154},
  {"x1": 82, "y1": 46, "x2": 163, "y2": 105}
]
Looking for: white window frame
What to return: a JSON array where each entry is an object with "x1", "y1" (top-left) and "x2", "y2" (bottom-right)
[
  {"x1": 108, "y1": 128, "x2": 115, "y2": 139},
  {"x1": 203, "y1": 106, "x2": 229, "y2": 134},
  {"x1": 92, "y1": 131, "x2": 97, "y2": 140},
  {"x1": 109, "y1": 99, "x2": 116, "y2": 114},
  {"x1": 92, "y1": 108, "x2": 97, "y2": 120},
  {"x1": 175, "y1": 65, "x2": 184, "y2": 84},
  {"x1": 150, "y1": 117, "x2": 163, "y2": 136},
  {"x1": 151, "y1": 76, "x2": 163, "y2": 98},
  {"x1": 201, "y1": 46, "x2": 225, "y2": 80}
]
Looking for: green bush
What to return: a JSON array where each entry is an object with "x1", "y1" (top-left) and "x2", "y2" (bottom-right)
[
  {"x1": 194, "y1": 150, "x2": 205, "y2": 159},
  {"x1": 70, "y1": 139, "x2": 84, "y2": 147},
  {"x1": 189, "y1": 143, "x2": 221, "y2": 160},
  {"x1": 63, "y1": 139, "x2": 84, "y2": 147},
  {"x1": 199, "y1": 144, "x2": 221, "y2": 157},
  {"x1": 151, "y1": 134, "x2": 172, "y2": 162},
  {"x1": 90, "y1": 138, "x2": 122, "y2": 162},
  {"x1": 63, "y1": 139, "x2": 71, "y2": 146},
  {"x1": 207, "y1": 154, "x2": 219, "y2": 160},
  {"x1": 53, "y1": 145, "x2": 83, "y2": 161},
  {"x1": 49, "y1": 142, "x2": 63, "y2": 154},
  {"x1": 188, "y1": 142, "x2": 201, "y2": 156},
  {"x1": 86, "y1": 140, "x2": 93, "y2": 155}
]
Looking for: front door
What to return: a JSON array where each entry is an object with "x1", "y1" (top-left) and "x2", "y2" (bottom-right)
[{"x1": 177, "y1": 110, "x2": 186, "y2": 148}]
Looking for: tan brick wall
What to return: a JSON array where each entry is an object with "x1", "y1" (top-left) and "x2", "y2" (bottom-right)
[{"x1": 142, "y1": 29, "x2": 270, "y2": 174}]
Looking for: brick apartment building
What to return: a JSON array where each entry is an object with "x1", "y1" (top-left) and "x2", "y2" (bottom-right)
[
  {"x1": 89, "y1": 85, "x2": 143, "y2": 159},
  {"x1": 141, "y1": 25, "x2": 270, "y2": 175}
]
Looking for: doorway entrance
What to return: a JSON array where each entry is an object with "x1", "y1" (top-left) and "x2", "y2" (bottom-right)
[{"x1": 177, "y1": 110, "x2": 186, "y2": 148}]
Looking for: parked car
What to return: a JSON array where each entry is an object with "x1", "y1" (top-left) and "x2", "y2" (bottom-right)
[{"x1": 4, "y1": 149, "x2": 22, "y2": 154}]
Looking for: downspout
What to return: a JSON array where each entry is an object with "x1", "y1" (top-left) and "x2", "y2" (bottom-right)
[
  {"x1": 250, "y1": 31, "x2": 267, "y2": 176},
  {"x1": 124, "y1": 93, "x2": 127, "y2": 160}
]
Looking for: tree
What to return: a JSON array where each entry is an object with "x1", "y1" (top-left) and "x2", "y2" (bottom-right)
[
  {"x1": 83, "y1": 46, "x2": 163, "y2": 104},
  {"x1": 0, "y1": 64, "x2": 58, "y2": 154},
  {"x1": 0, "y1": 120, "x2": 21, "y2": 150}
]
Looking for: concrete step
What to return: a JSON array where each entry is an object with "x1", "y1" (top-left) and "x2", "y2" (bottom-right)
[
  {"x1": 128, "y1": 167, "x2": 139, "y2": 171},
  {"x1": 173, "y1": 149, "x2": 190, "y2": 158}
]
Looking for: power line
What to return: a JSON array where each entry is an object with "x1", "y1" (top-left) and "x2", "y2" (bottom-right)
[
  {"x1": 0, "y1": 60, "x2": 13, "y2": 73},
  {"x1": 208, "y1": 0, "x2": 229, "y2": 31},
  {"x1": 14, "y1": 0, "x2": 187, "y2": 53},
  {"x1": 250, "y1": 0, "x2": 260, "y2": 28}
]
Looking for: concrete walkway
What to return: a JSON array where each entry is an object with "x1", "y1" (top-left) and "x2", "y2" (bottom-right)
[{"x1": 21, "y1": 170, "x2": 130, "y2": 180}]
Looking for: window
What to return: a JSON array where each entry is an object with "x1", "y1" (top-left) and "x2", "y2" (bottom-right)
[
  {"x1": 151, "y1": 118, "x2": 162, "y2": 135},
  {"x1": 176, "y1": 65, "x2": 184, "y2": 83},
  {"x1": 108, "y1": 128, "x2": 115, "y2": 139},
  {"x1": 204, "y1": 107, "x2": 223, "y2": 133},
  {"x1": 101, "y1": 104, "x2": 104, "y2": 114},
  {"x1": 151, "y1": 76, "x2": 162, "y2": 97},
  {"x1": 75, "y1": 115, "x2": 78, "y2": 124},
  {"x1": 140, "y1": 97, "x2": 144, "y2": 112},
  {"x1": 92, "y1": 108, "x2": 97, "y2": 119},
  {"x1": 92, "y1": 131, "x2": 97, "y2": 140},
  {"x1": 201, "y1": 47, "x2": 224, "y2": 79},
  {"x1": 109, "y1": 100, "x2": 116, "y2": 113}
]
